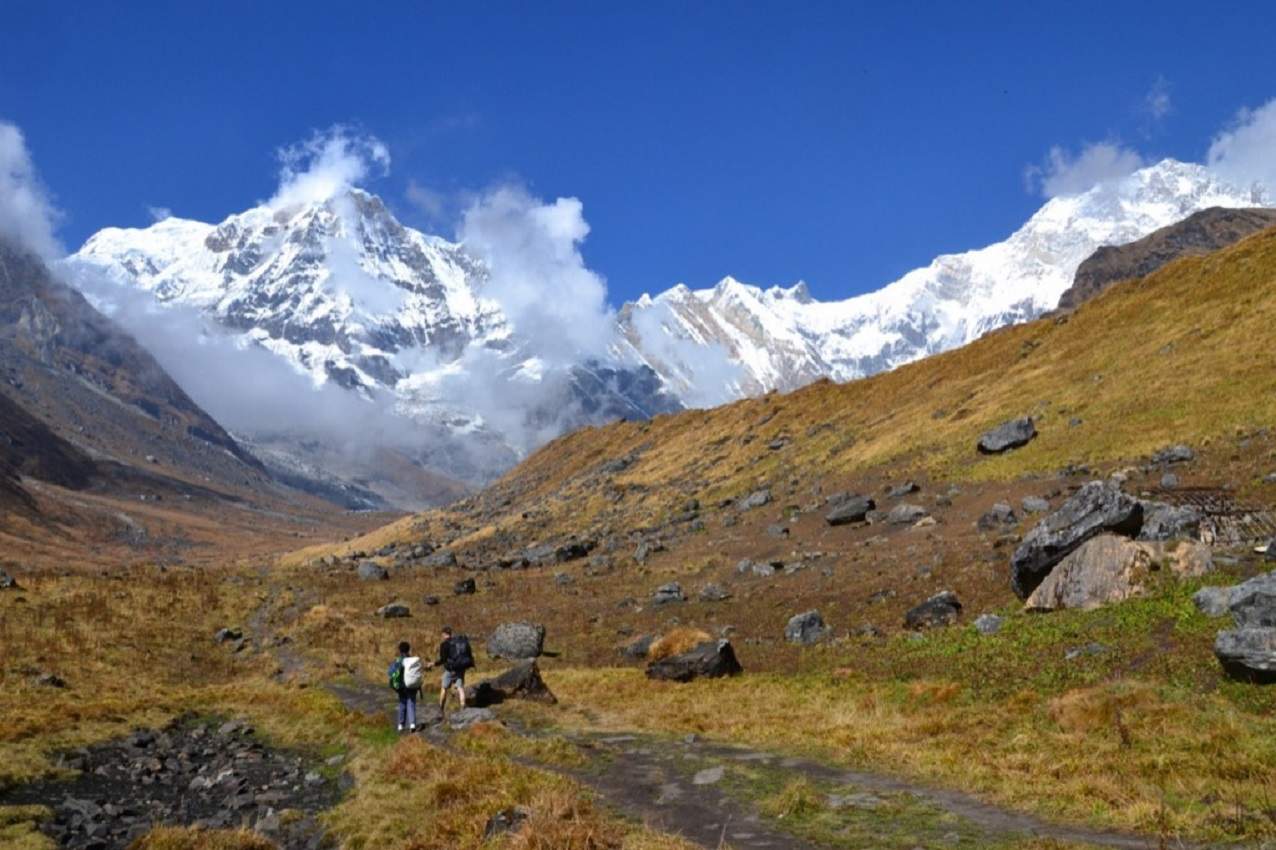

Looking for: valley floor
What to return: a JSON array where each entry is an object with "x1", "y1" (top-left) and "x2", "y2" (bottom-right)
[{"x1": 3, "y1": 433, "x2": 1276, "y2": 850}]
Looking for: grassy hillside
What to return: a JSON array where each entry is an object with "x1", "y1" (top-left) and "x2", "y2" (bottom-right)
[{"x1": 310, "y1": 217, "x2": 1276, "y2": 561}]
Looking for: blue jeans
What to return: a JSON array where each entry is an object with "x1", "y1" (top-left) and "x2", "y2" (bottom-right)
[{"x1": 397, "y1": 688, "x2": 418, "y2": 729}]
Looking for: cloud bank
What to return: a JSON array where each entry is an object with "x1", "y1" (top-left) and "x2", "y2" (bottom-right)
[
  {"x1": 269, "y1": 126, "x2": 390, "y2": 209},
  {"x1": 0, "y1": 121, "x2": 61, "y2": 259},
  {"x1": 1027, "y1": 142, "x2": 1147, "y2": 198},
  {"x1": 1207, "y1": 98, "x2": 1276, "y2": 200}
]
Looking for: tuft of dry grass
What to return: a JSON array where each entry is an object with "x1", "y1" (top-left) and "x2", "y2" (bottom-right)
[
  {"x1": 647, "y1": 628, "x2": 712, "y2": 662},
  {"x1": 128, "y1": 827, "x2": 277, "y2": 850}
]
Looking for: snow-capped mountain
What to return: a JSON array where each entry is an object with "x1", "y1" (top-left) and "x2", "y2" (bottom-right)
[
  {"x1": 64, "y1": 157, "x2": 1266, "y2": 505},
  {"x1": 65, "y1": 189, "x2": 680, "y2": 502},
  {"x1": 618, "y1": 159, "x2": 1270, "y2": 397}
]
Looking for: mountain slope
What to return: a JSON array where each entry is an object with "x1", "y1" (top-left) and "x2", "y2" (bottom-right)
[
  {"x1": 323, "y1": 211, "x2": 1276, "y2": 558},
  {"x1": 0, "y1": 238, "x2": 266, "y2": 486},
  {"x1": 1058, "y1": 206, "x2": 1276, "y2": 309},
  {"x1": 618, "y1": 160, "x2": 1269, "y2": 397}
]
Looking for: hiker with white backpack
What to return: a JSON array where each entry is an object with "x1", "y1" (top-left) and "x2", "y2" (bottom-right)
[{"x1": 387, "y1": 640, "x2": 425, "y2": 732}]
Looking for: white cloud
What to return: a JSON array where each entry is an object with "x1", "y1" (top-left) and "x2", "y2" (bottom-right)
[
  {"x1": 1207, "y1": 98, "x2": 1276, "y2": 200},
  {"x1": 1143, "y1": 76, "x2": 1173, "y2": 122},
  {"x1": 405, "y1": 179, "x2": 450, "y2": 223},
  {"x1": 1026, "y1": 142, "x2": 1146, "y2": 198},
  {"x1": 269, "y1": 126, "x2": 390, "y2": 209},
  {"x1": 0, "y1": 121, "x2": 61, "y2": 259},
  {"x1": 459, "y1": 184, "x2": 616, "y2": 361},
  {"x1": 146, "y1": 205, "x2": 173, "y2": 222}
]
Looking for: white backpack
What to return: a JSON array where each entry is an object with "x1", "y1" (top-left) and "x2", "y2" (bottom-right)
[{"x1": 402, "y1": 656, "x2": 424, "y2": 689}]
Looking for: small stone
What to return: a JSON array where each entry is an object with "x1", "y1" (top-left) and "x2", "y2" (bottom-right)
[
  {"x1": 974, "y1": 614, "x2": 1004, "y2": 635},
  {"x1": 1021, "y1": 496, "x2": 1050, "y2": 514},
  {"x1": 693, "y1": 766, "x2": 725, "y2": 785},
  {"x1": 784, "y1": 610, "x2": 827, "y2": 645},
  {"x1": 1160, "y1": 473, "x2": 1180, "y2": 489},
  {"x1": 453, "y1": 578, "x2": 477, "y2": 595},
  {"x1": 698, "y1": 583, "x2": 732, "y2": 602},
  {"x1": 377, "y1": 602, "x2": 410, "y2": 618},
  {"x1": 651, "y1": 582, "x2": 686, "y2": 605}
]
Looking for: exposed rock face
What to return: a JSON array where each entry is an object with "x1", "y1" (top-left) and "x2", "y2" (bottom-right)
[
  {"x1": 825, "y1": 495, "x2": 875, "y2": 526},
  {"x1": 487, "y1": 622, "x2": 546, "y2": 660},
  {"x1": 645, "y1": 639, "x2": 743, "y2": 682},
  {"x1": 784, "y1": 610, "x2": 828, "y2": 645},
  {"x1": 1024, "y1": 535, "x2": 1154, "y2": 611},
  {"x1": 1060, "y1": 207, "x2": 1276, "y2": 309},
  {"x1": 1010, "y1": 481, "x2": 1144, "y2": 599},
  {"x1": 904, "y1": 591, "x2": 962, "y2": 629},
  {"x1": 466, "y1": 660, "x2": 557, "y2": 707},
  {"x1": 977, "y1": 418, "x2": 1036, "y2": 454}
]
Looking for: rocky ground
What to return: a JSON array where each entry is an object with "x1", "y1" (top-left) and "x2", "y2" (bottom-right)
[{"x1": 0, "y1": 718, "x2": 345, "y2": 850}]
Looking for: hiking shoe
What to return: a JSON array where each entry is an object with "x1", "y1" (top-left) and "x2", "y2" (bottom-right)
[{"x1": 397, "y1": 725, "x2": 404, "y2": 732}]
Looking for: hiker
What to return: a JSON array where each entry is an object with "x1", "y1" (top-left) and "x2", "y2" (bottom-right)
[
  {"x1": 429, "y1": 625, "x2": 474, "y2": 716},
  {"x1": 387, "y1": 641, "x2": 425, "y2": 732}
]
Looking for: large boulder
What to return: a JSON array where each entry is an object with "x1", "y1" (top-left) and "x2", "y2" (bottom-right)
[
  {"x1": 977, "y1": 417, "x2": 1036, "y2": 454},
  {"x1": 1009, "y1": 481, "x2": 1144, "y2": 599},
  {"x1": 825, "y1": 495, "x2": 875, "y2": 526},
  {"x1": 1024, "y1": 535, "x2": 1153, "y2": 612},
  {"x1": 784, "y1": 610, "x2": 828, "y2": 645},
  {"x1": 466, "y1": 660, "x2": 557, "y2": 707},
  {"x1": 487, "y1": 622, "x2": 546, "y2": 660},
  {"x1": 1214, "y1": 629, "x2": 1276, "y2": 683},
  {"x1": 645, "y1": 640, "x2": 743, "y2": 682},
  {"x1": 904, "y1": 591, "x2": 962, "y2": 629},
  {"x1": 1230, "y1": 573, "x2": 1276, "y2": 628}
]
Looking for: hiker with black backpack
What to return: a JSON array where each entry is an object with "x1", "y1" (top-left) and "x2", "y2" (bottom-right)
[
  {"x1": 387, "y1": 640, "x2": 425, "y2": 733},
  {"x1": 429, "y1": 625, "x2": 474, "y2": 716}
]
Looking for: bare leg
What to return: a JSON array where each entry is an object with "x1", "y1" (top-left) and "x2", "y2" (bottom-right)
[
  {"x1": 457, "y1": 681, "x2": 467, "y2": 709},
  {"x1": 438, "y1": 686, "x2": 448, "y2": 714}
]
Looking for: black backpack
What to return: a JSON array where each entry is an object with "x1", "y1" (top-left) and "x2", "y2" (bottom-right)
[{"x1": 446, "y1": 635, "x2": 475, "y2": 672}]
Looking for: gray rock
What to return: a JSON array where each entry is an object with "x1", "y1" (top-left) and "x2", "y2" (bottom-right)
[
  {"x1": 645, "y1": 639, "x2": 743, "y2": 682},
  {"x1": 1152, "y1": 444, "x2": 1195, "y2": 465},
  {"x1": 652, "y1": 582, "x2": 686, "y2": 605},
  {"x1": 1137, "y1": 501, "x2": 1202, "y2": 541},
  {"x1": 487, "y1": 622, "x2": 546, "y2": 660},
  {"x1": 698, "y1": 583, "x2": 732, "y2": 602},
  {"x1": 1193, "y1": 586, "x2": 1234, "y2": 617},
  {"x1": 422, "y1": 594, "x2": 440, "y2": 606},
  {"x1": 377, "y1": 602, "x2": 410, "y2": 618},
  {"x1": 356, "y1": 561, "x2": 389, "y2": 581},
  {"x1": 466, "y1": 660, "x2": 557, "y2": 707},
  {"x1": 973, "y1": 614, "x2": 1004, "y2": 635},
  {"x1": 977, "y1": 417, "x2": 1036, "y2": 454},
  {"x1": 692, "y1": 766, "x2": 725, "y2": 785},
  {"x1": 214, "y1": 627, "x2": 243, "y2": 644},
  {"x1": 887, "y1": 503, "x2": 929, "y2": 525},
  {"x1": 904, "y1": 591, "x2": 961, "y2": 630},
  {"x1": 453, "y1": 577, "x2": 477, "y2": 595},
  {"x1": 1230, "y1": 572, "x2": 1276, "y2": 628},
  {"x1": 737, "y1": 489, "x2": 772, "y2": 511},
  {"x1": 619, "y1": 634, "x2": 655, "y2": 660},
  {"x1": 1215, "y1": 628, "x2": 1276, "y2": 682},
  {"x1": 1023, "y1": 534, "x2": 1154, "y2": 612},
  {"x1": 827, "y1": 792, "x2": 884, "y2": 810},
  {"x1": 1065, "y1": 641, "x2": 1109, "y2": 660},
  {"x1": 886, "y1": 481, "x2": 920, "y2": 498},
  {"x1": 1021, "y1": 496, "x2": 1050, "y2": 514},
  {"x1": 978, "y1": 503, "x2": 1017, "y2": 530},
  {"x1": 1160, "y1": 473, "x2": 1180, "y2": 489},
  {"x1": 447, "y1": 707, "x2": 497, "y2": 729},
  {"x1": 1010, "y1": 481, "x2": 1144, "y2": 599},
  {"x1": 35, "y1": 672, "x2": 66, "y2": 688},
  {"x1": 784, "y1": 610, "x2": 827, "y2": 645},
  {"x1": 425, "y1": 550, "x2": 458, "y2": 568},
  {"x1": 0, "y1": 569, "x2": 18, "y2": 590},
  {"x1": 766, "y1": 524, "x2": 790, "y2": 538},
  {"x1": 825, "y1": 495, "x2": 875, "y2": 526},
  {"x1": 484, "y1": 806, "x2": 531, "y2": 839},
  {"x1": 635, "y1": 540, "x2": 666, "y2": 563}
]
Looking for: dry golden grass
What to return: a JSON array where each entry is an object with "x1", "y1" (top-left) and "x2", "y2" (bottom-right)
[
  {"x1": 128, "y1": 827, "x2": 277, "y2": 850},
  {"x1": 647, "y1": 628, "x2": 712, "y2": 662}
]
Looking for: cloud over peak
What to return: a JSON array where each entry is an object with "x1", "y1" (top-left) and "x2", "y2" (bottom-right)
[
  {"x1": 269, "y1": 126, "x2": 390, "y2": 209},
  {"x1": 0, "y1": 121, "x2": 61, "y2": 259},
  {"x1": 1026, "y1": 141, "x2": 1147, "y2": 199}
]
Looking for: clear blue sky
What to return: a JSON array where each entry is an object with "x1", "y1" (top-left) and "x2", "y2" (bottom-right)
[{"x1": 3, "y1": 1, "x2": 1274, "y2": 303}]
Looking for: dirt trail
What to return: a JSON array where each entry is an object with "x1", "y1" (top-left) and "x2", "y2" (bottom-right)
[{"x1": 318, "y1": 672, "x2": 1191, "y2": 850}]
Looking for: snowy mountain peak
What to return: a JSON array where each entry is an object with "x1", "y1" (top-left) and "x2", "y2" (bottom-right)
[{"x1": 618, "y1": 158, "x2": 1268, "y2": 397}]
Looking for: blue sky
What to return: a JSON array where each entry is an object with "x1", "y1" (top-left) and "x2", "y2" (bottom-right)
[{"x1": 3, "y1": 1, "x2": 1275, "y2": 304}]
